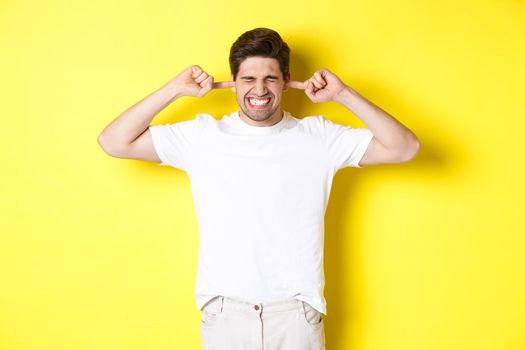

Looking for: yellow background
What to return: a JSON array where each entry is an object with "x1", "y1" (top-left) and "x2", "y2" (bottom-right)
[{"x1": 1, "y1": 0, "x2": 524, "y2": 349}]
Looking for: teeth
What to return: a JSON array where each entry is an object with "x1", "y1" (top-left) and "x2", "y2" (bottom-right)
[{"x1": 249, "y1": 98, "x2": 270, "y2": 106}]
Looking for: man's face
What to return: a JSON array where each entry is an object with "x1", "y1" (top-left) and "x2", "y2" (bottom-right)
[{"x1": 232, "y1": 56, "x2": 289, "y2": 125}]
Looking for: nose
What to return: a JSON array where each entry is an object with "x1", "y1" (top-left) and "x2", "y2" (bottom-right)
[{"x1": 254, "y1": 81, "x2": 267, "y2": 96}]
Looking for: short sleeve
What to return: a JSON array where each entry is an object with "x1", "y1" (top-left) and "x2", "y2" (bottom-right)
[
  {"x1": 148, "y1": 116, "x2": 203, "y2": 171},
  {"x1": 322, "y1": 117, "x2": 374, "y2": 170}
]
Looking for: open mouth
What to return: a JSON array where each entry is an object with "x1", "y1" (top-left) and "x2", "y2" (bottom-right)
[{"x1": 247, "y1": 97, "x2": 271, "y2": 108}]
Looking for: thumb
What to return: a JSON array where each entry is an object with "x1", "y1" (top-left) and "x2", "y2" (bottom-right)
[
  {"x1": 197, "y1": 76, "x2": 214, "y2": 97},
  {"x1": 304, "y1": 80, "x2": 315, "y2": 100}
]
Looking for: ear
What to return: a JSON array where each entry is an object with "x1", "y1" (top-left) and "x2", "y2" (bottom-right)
[
  {"x1": 283, "y1": 72, "x2": 291, "y2": 92},
  {"x1": 231, "y1": 74, "x2": 236, "y2": 93}
]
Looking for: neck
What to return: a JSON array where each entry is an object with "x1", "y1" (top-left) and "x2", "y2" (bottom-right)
[{"x1": 238, "y1": 109, "x2": 284, "y2": 127}]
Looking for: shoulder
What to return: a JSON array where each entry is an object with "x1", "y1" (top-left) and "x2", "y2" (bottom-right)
[
  {"x1": 195, "y1": 113, "x2": 215, "y2": 123},
  {"x1": 149, "y1": 113, "x2": 215, "y2": 140},
  {"x1": 295, "y1": 115, "x2": 332, "y2": 138},
  {"x1": 170, "y1": 113, "x2": 216, "y2": 128}
]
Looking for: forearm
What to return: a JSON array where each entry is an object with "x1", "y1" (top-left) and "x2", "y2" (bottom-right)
[
  {"x1": 98, "y1": 79, "x2": 182, "y2": 151},
  {"x1": 334, "y1": 86, "x2": 420, "y2": 153}
]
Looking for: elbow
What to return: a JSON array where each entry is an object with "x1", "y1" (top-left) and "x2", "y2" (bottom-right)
[
  {"x1": 97, "y1": 133, "x2": 111, "y2": 154},
  {"x1": 97, "y1": 133, "x2": 120, "y2": 157},
  {"x1": 399, "y1": 136, "x2": 421, "y2": 163}
]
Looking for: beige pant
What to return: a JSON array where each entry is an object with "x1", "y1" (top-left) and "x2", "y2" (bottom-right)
[{"x1": 200, "y1": 296, "x2": 326, "y2": 350}]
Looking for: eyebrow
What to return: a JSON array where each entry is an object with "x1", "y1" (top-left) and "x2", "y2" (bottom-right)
[{"x1": 240, "y1": 75, "x2": 280, "y2": 80}]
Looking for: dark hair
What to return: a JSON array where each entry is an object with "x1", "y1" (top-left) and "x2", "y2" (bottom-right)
[{"x1": 229, "y1": 27, "x2": 290, "y2": 80}]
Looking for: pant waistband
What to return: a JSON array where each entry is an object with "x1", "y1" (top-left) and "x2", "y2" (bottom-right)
[{"x1": 202, "y1": 296, "x2": 308, "y2": 316}]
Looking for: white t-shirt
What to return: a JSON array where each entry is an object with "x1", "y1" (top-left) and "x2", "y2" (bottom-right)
[{"x1": 149, "y1": 110, "x2": 373, "y2": 315}]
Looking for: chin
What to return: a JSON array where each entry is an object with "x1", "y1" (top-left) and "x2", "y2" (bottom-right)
[{"x1": 243, "y1": 108, "x2": 276, "y2": 122}]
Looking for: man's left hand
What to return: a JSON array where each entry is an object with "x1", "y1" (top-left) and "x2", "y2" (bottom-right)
[{"x1": 286, "y1": 69, "x2": 348, "y2": 103}]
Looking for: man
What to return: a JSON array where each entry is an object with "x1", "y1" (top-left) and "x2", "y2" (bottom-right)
[{"x1": 98, "y1": 28, "x2": 420, "y2": 350}]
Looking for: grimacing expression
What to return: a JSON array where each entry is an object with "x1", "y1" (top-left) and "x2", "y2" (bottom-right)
[{"x1": 232, "y1": 56, "x2": 289, "y2": 124}]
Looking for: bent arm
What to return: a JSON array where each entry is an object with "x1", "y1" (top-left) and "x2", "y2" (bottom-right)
[
  {"x1": 288, "y1": 70, "x2": 420, "y2": 166},
  {"x1": 334, "y1": 87, "x2": 420, "y2": 165},
  {"x1": 97, "y1": 65, "x2": 232, "y2": 159},
  {"x1": 97, "y1": 79, "x2": 182, "y2": 156}
]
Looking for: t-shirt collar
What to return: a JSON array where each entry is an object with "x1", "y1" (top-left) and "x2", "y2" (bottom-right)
[{"x1": 230, "y1": 111, "x2": 290, "y2": 135}]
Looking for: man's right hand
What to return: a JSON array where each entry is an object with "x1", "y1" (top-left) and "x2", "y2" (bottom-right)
[
  {"x1": 98, "y1": 64, "x2": 234, "y2": 161},
  {"x1": 171, "y1": 65, "x2": 234, "y2": 98}
]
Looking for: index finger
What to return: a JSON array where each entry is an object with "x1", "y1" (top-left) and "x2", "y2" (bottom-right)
[
  {"x1": 213, "y1": 81, "x2": 235, "y2": 89},
  {"x1": 286, "y1": 80, "x2": 306, "y2": 90}
]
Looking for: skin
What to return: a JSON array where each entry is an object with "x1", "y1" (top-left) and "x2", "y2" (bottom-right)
[
  {"x1": 174, "y1": 59, "x2": 421, "y2": 165},
  {"x1": 231, "y1": 56, "x2": 289, "y2": 127},
  {"x1": 99, "y1": 57, "x2": 419, "y2": 165}
]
